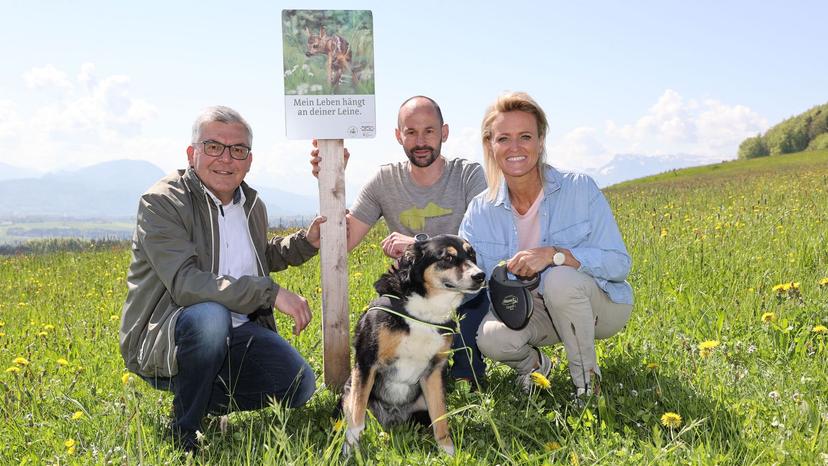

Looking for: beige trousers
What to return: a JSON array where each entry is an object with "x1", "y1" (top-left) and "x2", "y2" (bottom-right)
[{"x1": 477, "y1": 266, "x2": 632, "y2": 389}]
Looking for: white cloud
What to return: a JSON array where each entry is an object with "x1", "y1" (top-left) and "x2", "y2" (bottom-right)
[
  {"x1": 541, "y1": 90, "x2": 768, "y2": 173},
  {"x1": 23, "y1": 64, "x2": 73, "y2": 91},
  {"x1": 2, "y1": 63, "x2": 159, "y2": 171},
  {"x1": 547, "y1": 126, "x2": 611, "y2": 170}
]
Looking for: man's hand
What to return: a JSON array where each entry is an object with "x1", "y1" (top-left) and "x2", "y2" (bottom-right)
[
  {"x1": 305, "y1": 215, "x2": 327, "y2": 249},
  {"x1": 381, "y1": 232, "x2": 415, "y2": 259},
  {"x1": 310, "y1": 139, "x2": 350, "y2": 178},
  {"x1": 274, "y1": 288, "x2": 312, "y2": 336}
]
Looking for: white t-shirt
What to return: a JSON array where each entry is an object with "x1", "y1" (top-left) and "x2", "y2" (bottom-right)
[{"x1": 206, "y1": 189, "x2": 260, "y2": 328}]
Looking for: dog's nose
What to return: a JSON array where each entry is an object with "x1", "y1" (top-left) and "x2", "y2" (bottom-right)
[{"x1": 471, "y1": 272, "x2": 486, "y2": 283}]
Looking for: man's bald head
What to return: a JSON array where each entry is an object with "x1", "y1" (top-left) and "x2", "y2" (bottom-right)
[{"x1": 397, "y1": 96, "x2": 444, "y2": 129}]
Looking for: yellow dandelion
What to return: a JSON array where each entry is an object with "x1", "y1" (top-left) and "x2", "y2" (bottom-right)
[
  {"x1": 819, "y1": 278, "x2": 828, "y2": 287},
  {"x1": 64, "y1": 439, "x2": 75, "y2": 448},
  {"x1": 544, "y1": 441, "x2": 562, "y2": 452},
  {"x1": 354, "y1": 272, "x2": 363, "y2": 278},
  {"x1": 332, "y1": 418, "x2": 345, "y2": 432},
  {"x1": 645, "y1": 362, "x2": 659, "y2": 370},
  {"x1": 698, "y1": 340, "x2": 720, "y2": 358},
  {"x1": 13, "y1": 357, "x2": 29, "y2": 366},
  {"x1": 5, "y1": 366, "x2": 20, "y2": 374},
  {"x1": 761, "y1": 312, "x2": 776, "y2": 323},
  {"x1": 530, "y1": 371, "x2": 552, "y2": 390},
  {"x1": 121, "y1": 373, "x2": 132, "y2": 385},
  {"x1": 37, "y1": 331, "x2": 47, "y2": 337},
  {"x1": 813, "y1": 325, "x2": 827, "y2": 334},
  {"x1": 43, "y1": 324, "x2": 55, "y2": 331},
  {"x1": 660, "y1": 228, "x2": 668, "y2": 238},
  {"x1": 56, "y1": 358, "x2": 69, "y2": 366},
  {"x1": 660, "y1": 412, "x2": 682, "y2": 429},
  {"x1": 0, "y1": 332, "x2": 5, "y2": 337},
  {"x1": 67, "y1": 445, "x2": 76, "y2": 455},
  {"x1": 110, "y1": 315, "x2": 119, "y2": 322},
  {"x1": 0, "y1": 321, "x2": 4, "y2": 327},
  {"x1": 71, "y1": 411, "x2": 84, "y2": 420}
]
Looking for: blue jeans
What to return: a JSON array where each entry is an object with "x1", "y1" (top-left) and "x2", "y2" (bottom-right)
[
  {"x1": 450, "y1": 291, "x2": 489, "y2": 381},
  {"x1": 142, "y1": 302, "x2": 316, "y2": 436}
]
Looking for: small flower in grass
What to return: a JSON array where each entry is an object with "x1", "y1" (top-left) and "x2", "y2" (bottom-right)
[
  {"x1": 772, "y1": 282, "x2": 800, "y2": 296},
  {"x1": 110, "y1": 315, "x2": 119, "y2": 322},
  {"x1": 332, "y1": 418, "x2": 345, "y2": 432},
  {"x1": 813, "y1": 325, "x2": 827, "y2": 334},
  {"x1": 660, "y1": 412, "x2": 682, "y2": 429},
  {"x1": 121, "y1": 373, "x2": 132, "y2": 385},
  {"x1": 768, "y1": 390, "x2": 780, "y2": 401},
  {"x1": 195, "y1": 430, "x2": 205, "y2": 443},
  {"x1": 819, "y1": 278, "x2": 828, "y2": 287},
  {"x1": 71, "y1": 411, "x2": 84, "y2": 420},
  {"x1": 64, "y1": 438, "x2": 76, "y2": 455},
  {"x1": 13, "y1": 357, "x2": 29, "y2": 366},
  {"x1": 761, "y1": 312, "x2": 776, "y2": 323},
  {"x1": 56, "y1": 358, "x2": 69, "y2": 366},
  {"x1": 0, "y1": 321, "x2": 4, "y2": 327},
  {"x1": 37, "y1": 331, "x2": 48, "y2": 337},
  {"x1": 544, "y1": 441, "x2": 562, "y2": 452},
  {"x1": 698, "y1": 340, "x2": 720, "y2": 358},
  {"x1": 354, "y1": 272, "x2": 363, "y2": 278},
  {"x1": 530, "y1": 371, "x2": 552, "y2": 390},
  {"x1": 645, "y1": 362, "x2": 659, "y2": 370},
  {"x1": 660, "y1": 228, "x2": 668, "y2": 238},
  {"x1": 43, "y1": 324, "x2": 55, "y2": 331},
  {"x1": 5, "y1": 366, "x2": 20, "y2": 374}
]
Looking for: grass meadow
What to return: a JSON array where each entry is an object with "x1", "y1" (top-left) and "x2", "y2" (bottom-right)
[{"x1": 1, "y1": 150, "x2": 827, "y2": 464}]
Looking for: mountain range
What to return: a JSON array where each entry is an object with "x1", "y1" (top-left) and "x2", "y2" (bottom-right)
[
  {"x1": 0, "y1": 153, "x2": 718, "y2": 220},
  {"x1": 0, "y1": 160, "x2": 318, "y2": 220}
]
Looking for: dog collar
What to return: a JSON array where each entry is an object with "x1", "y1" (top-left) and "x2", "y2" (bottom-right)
[{"x1": 370, "y1": 294, "x2": 456, "y2": 336}]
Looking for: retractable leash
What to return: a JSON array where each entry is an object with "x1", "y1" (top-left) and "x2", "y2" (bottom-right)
[{"x1": 488, "y1": 262, "x2": 562, "y2": 341}]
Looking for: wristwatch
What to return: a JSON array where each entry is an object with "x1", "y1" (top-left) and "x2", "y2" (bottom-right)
[
  {"x1": 552, "y1": 249, "x2": 566, "y2": 266},
  {"x1": 414, "y1": 233, "x2": 429, "y2": 243}
]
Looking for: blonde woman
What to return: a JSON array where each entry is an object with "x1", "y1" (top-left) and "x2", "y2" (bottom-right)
[{"x1": 459, "y1": 92, "x2": 633, "y2": 397}]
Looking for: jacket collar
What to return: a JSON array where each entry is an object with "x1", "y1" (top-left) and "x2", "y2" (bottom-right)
[{"x1": 493, "y1": 164, "x2": 563, "y2": 208}]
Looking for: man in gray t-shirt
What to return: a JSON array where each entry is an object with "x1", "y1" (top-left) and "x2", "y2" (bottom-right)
[{"x1": 311, "y1": 96, "x2": 489, "y2": 387}]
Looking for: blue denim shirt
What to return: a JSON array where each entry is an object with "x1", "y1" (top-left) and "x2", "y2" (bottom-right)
[{"x1": 459, "y1": 165, "x2": 633, "y2": 305}]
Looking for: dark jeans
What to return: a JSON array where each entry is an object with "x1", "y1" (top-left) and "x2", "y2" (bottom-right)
[
  {"x1": 450, "y1": 291, "x2": 489, "y2": 381},
  {"x1": 142, "y1": 302, "x2": 316, "y2": 436}
]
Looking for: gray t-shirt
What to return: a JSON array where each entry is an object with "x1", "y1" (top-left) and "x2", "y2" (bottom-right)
[{"x1": 350, "y1": 157, "x2": 486, "y2": 236}]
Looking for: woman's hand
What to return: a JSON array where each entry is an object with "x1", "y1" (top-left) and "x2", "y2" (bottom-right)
[
  {"x1": 507, "y1": 247, "x2": 556, "y2": 278},
  {"x1": 507, "y1": 247, "x2": 579, "y2": 277}
]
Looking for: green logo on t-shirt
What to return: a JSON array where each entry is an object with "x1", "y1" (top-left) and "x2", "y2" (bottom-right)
[{"x1": 399, "y1": 202, "x2": 452, "y2": 230}]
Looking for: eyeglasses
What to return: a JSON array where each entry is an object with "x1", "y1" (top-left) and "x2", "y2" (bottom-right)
[{"x1": 198, "y1": 140, "x2": 251, "y2": 160}]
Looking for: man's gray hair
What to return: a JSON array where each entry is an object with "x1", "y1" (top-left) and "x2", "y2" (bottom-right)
[{"x1": 191, "y1": 106, "x2": 253, "y2": 146}]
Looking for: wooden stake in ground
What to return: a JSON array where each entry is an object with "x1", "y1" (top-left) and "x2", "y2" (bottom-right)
[{"x1": 316, "y1": 139, "x2": 350, "y2": 389}]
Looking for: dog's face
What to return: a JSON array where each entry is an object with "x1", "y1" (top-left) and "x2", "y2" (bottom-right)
[{"x1": 404, "y1": 234, "x2": 485, "y2": 296}]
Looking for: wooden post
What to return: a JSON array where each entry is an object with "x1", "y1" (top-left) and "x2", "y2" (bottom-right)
[{"x1": 317, "y1": 139, "x2": 350, "y2": 389}]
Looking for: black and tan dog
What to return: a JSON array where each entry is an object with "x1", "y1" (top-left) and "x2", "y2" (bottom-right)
[{"x1": 340, "y1": 234, "x2": 485, "y2": 455}]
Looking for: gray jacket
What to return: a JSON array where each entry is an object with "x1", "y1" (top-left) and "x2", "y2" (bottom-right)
[{"x1": 119, "y1": 168, "x2": 318, "y2": 377}]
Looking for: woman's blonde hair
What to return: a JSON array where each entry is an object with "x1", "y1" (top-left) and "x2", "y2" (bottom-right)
[{"x1": 481, "y1": 92, "x2": 548, "y2": 200}]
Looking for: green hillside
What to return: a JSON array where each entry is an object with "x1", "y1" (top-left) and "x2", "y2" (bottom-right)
[
  {"x1": 1, "y1": 152, "x2": 827, "y2": 464},
  {"x1": 738, "y1": 102, "x2": 828, "y2": 159},
  {"x1": 610, "y1": 148, "x2": 828, "y2": 189}
]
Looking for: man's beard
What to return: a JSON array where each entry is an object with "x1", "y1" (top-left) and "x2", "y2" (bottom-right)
[{"x1": 405, "y1": 144, "x2": 440, "y2": 168}]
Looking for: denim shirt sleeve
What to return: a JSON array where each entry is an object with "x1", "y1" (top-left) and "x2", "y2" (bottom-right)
[{"x1": 569, "y1": 181, "x2": 631, "y2": 283}]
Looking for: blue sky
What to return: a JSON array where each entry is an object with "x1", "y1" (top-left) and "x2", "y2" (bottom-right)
[{"x1": 1, "y1": 1, "x2": 825, "y2": 195}]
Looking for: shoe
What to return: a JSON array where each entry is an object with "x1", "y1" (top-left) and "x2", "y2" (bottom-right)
[{"x1": 518, "y1": 347, "x2": 552, "y2": 393}]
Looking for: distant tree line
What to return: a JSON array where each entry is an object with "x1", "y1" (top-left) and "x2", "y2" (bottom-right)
[
  {"x1": 739, "y1": 102, "x2": 828, "y2": 159},
  {"x1": 0, "y1": 238, "x2": 128, "y2": 256}
]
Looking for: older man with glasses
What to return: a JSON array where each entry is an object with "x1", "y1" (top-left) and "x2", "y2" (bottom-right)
[{"x1": 120, "y1": 105, "x2": 325, "y2": 452}]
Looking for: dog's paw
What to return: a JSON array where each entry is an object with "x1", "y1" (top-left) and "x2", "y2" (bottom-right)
[{"x1": 439, "y1": 438, "x2": 455, "y2": 456}]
